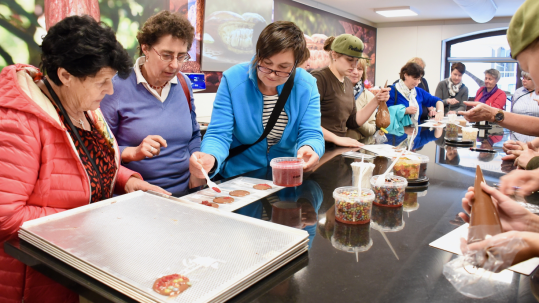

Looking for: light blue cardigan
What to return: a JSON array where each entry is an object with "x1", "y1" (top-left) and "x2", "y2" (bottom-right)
[{"x1": 201, "y1": 61, "x2": 325, "y2": 178}]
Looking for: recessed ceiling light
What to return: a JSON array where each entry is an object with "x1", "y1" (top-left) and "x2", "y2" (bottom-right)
[{"x1": 374, "y1": 6, "x2": 419, "y2": 17}]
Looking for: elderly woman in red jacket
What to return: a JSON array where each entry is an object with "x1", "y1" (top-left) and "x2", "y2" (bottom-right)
[
  {"x1": 0, "y1": 16, "x2": 168, "y2": 303},
  {"x1": 474, "y1": 68, "x2": 507, "y2": 109}
]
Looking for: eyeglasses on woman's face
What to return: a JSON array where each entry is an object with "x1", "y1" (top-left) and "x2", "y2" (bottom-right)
[
  {"x1": 257, "y1": 64, "x2": 294, "y2": 78},
  {"x1": 152, "y1": 47, "x2": 191, "y2": 63}
]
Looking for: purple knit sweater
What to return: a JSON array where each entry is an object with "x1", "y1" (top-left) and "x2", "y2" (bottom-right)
[{"x1": 100, "y1": 70, "x2": 201, "y2": 196}]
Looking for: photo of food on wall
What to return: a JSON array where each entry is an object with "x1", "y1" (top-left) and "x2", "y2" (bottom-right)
[
  {"x1": 274, "y1": 0, "x2": 377, "y2": 82},
  {"x1": 201, "y1": 0, "x2": 273, "y2": 71}
]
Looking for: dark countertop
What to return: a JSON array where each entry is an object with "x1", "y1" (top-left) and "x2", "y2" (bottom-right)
[{"x1": 6, "y1": 126, "x2": 539, "y2": 302}]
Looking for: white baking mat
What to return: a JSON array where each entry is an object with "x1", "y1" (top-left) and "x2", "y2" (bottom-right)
[
  {"x1": 429, "y1": 223, "x2": 539, "y2": 275},
  {"x1": 180, "y1": 177, "x2": 284, "y2": 211}
]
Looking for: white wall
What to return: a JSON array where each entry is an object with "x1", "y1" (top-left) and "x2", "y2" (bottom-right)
[
  {"x1": 375, "y1": 19, "x2": 510, "y2": 90},
  {"x1": 193, "y1": 93, "x2": 216, "y2": 123}
]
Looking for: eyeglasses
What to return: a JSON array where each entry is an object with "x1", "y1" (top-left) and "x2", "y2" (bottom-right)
[
  {"x1": 521, "y1": 77, "x2": 531, "y2": 81},
  {"x1": 257, "y1": 64, "x2": 295, "y2": 78},
  {"x1": 152, "y1": 47, "x2": 191, "y2": 63}
]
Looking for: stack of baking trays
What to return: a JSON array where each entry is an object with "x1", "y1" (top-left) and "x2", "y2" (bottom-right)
[{"x1": 18, "y1": 191, "x2": 309, "y2": 303}]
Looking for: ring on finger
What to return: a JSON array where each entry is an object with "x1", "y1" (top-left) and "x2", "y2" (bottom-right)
[{"x1": 150, "y1": 146, "x2": 156, "y2": 153}]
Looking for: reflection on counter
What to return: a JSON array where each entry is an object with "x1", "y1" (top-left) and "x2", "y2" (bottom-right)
[
  {"x1": 385, "y1": 123, "x2": 442, "y2": 152},
  {"x1": 331, "y1": 220, "x2": 373, "y2": 257},
  {"x1": 403, "y1": 189, "x2": 427, "y2": 215},
  {"x1": 435, "y1": 128, "x2": 511, "y2": 176},
  {"x1": 236, "y1": 179, "x2": 323, "y2": 249},
  {"x1": 371, "y1": 204, "x2": 405, "y2": 232}
]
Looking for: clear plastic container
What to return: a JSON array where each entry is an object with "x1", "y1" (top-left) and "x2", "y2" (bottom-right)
[
  {"x1": 418, "y1": 154, "x2": 429, "y2": 179},
  {"x1": 447, "y1": 113, "x2": 457, "y2": 123},
  {"x1": 351, "y1": 162, "x2": 376, "y2": 189},
  {"x1": 270, "y1": 157, "x2": 304, "y2": 187},
  {"x1": 331, "y1": 220, "x2": 372, "y2": 253},
  {"x1": 371, "y1": 204, "x2": 405, "y2": 232},
  {"x1": 333, "y1": 187, "x2": 375, "y2": 224},
  {"x1": 462, "y1": 127, "x2": 479, "y2": 141},
  {"x1": 370, "y1": 175, "x2": 408, "y2": 207},
  {"x1": 393, "y1": 157, "x2": 421, "y2": 180}
]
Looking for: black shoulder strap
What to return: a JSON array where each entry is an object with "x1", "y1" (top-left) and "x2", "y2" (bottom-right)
[
  {"x1": 393, "y1": 85, "x2": 398, "y2": 105},
  {"x1": 511, "y1": 90, "x2": 533, "y2": 111},
  {"x1": 43, "y1": 78, "x2": 106, "y2": 199},
  {"x1": 225, "y1": 68, "x2": 296, "y2": 161}
]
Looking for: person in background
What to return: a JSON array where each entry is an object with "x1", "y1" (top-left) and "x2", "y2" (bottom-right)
[
  {"x1": 298, "y1": 48, "x2": 311, "y2": 70},
  {"x1": 189, "y1": 21, "x2": 324, "y2": 180},
  {"x1": 311, "y1": 34, "x2": 390, "y2": 147},
  {"x1": 388, "y1": 62, "x2": 444, "y2": 123},
  {"x1": 346, "y1": 58, "x2": 376, "y2": 140},
  {"x1": 501, "y1": 72, "x2": 538, "y2": 163},
  {"x1": 0, "y1": 16, "x2": 168, "y2": 303},
  {"x1": 474, "y1": 68, "x2": 507, "y2": 109},
  {"x1": 435, "y1": 62, "x2": 469, "y2": 114},
  {"x1": 100, "y1": 11, "x2": 204, "y2": 197},
  {"x1": 511, "y1": 71, "x2": 537, "y2": 117},
  {"x1": 408, "y1": 57, "x2": 430, "y2": 92},
  {"x1": 394, "y1": 57, "x2": 433, "y2": 120}
]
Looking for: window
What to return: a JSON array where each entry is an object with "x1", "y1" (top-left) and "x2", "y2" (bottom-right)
[{"x1": 443, "y1": 29, "x2": 518, "y2": 109}]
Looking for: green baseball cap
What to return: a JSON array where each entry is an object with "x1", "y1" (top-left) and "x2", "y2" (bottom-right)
[
  {"x1": 507, "y1": 0, "x2": 539, "y2": 59},
  {"x1": 331, "y1": 34, "x2": 369, "y2": 59}
]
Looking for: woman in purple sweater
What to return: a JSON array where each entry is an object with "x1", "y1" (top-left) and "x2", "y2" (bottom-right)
[{"x1": 101, "y1": 11, "x2": 204, "y2": 196}]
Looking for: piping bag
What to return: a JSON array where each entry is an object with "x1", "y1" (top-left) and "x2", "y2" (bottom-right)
[
  {"x1": 467, "y1": 165, "x2": 502, "y2": 244},
  {"x1": 442, "y1": 165, "x2": 526, "y2": 299}
]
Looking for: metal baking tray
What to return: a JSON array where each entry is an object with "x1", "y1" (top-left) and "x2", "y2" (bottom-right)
[{"x1": 19, "y1": 191, "x2": 309, "y2": 303}]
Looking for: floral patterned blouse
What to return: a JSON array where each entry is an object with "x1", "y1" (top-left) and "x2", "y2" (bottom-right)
[{"x1": 52, "y1": 103, "x2": 117, "y2": 203}]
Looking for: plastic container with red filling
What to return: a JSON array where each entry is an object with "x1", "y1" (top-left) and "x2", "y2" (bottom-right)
[{"x1": 270, "y1": 157, "x2": 304, "y2": 187}]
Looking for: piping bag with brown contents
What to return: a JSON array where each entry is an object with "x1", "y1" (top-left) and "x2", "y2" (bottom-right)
[
  {"x1": 375, "y1": 80, "x2": 391, "y2": 132},
  {"x1": 442, "y1": 165, "x2": 527, "y2": 299},
  {"x1": 467, "y1": 165, "x2": 502, "y2": 243}
]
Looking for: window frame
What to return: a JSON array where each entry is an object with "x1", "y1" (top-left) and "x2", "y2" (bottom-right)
[{"x1": 442, "y1": 29, "x2": 522, "y2": 91}]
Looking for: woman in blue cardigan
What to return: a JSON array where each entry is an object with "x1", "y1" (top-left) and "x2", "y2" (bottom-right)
[
  {"x1": 388, "y1": 62, "x2": 444, "y2": 124},
  {"x1": 189, "y1": 21, "x2": 325, "y2": 179}
]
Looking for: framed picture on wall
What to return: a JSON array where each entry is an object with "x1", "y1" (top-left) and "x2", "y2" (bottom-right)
[
  {"x1": 201, "y1": 0, "x2": 273, "y2": 72},
  {"x1": 274, "y1": 0, "x2": 377, "y2": 83}
]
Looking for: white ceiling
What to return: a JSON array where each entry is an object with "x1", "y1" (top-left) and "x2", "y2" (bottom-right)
[{"x1": 309, "y1": 0, "x2": 524, "y2": 24}]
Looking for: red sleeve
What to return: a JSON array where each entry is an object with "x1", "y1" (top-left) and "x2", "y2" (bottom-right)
[
  {"x1": 490, "y1": 90, "x2": 507, "y2": 109},
  {"x1": 0, "y1": 110, "x2": 66, "y2": 243},
  {"x1": 114, "y1": 166, "x2": 142, "y2": 195}
]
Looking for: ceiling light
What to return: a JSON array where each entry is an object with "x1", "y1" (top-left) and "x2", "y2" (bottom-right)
[
  {"x1": 452, "y1": 0, "x2": 498, "y2": 23},
  {"x1": 374, "y1": 6, "x2": 419, "y2": 18}
]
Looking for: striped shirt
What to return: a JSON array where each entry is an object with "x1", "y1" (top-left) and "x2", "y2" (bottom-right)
[
  {"x1": 262, "y1": 94, "x2": 288, "y2": 146},
  {"x1": 512, "y1": 87, "x2": 539, "y2": 117}
]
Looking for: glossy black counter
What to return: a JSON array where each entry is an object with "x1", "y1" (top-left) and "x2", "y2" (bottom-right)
[{"x1": 5, "y1": 126, "x2": 539, "y2": 303}]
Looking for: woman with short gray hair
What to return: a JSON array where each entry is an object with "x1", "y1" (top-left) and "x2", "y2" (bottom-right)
[{"x1": 474, "y1": 68, "x2": 506, "y2": 109}]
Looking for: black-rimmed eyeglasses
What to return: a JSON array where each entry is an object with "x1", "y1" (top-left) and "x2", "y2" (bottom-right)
[
  {"x1": 152, "y1": 47, "x2": 191, "y2": 63},
  {"x1": 257, "y1": 64, "x2": 295, "y2": 78}
]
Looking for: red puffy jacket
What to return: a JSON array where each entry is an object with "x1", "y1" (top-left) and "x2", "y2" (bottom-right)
[
  {"x1": 475, "y1": 86, "x2": 507, "y2": 109},
  {"x1": 0, "y1": 65, "x2": 140, "y2": 303}
]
